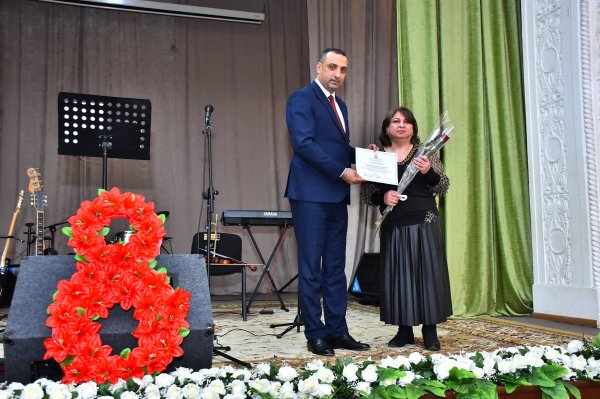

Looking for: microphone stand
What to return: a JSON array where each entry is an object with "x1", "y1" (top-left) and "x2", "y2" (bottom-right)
[{"x1": 201, "y1": 105, "x2": 250, "y2": 368}]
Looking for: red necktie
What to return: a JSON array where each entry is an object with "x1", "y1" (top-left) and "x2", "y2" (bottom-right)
[{"x1": 328, "y1": 95, "x2": 346, "y2": 136}]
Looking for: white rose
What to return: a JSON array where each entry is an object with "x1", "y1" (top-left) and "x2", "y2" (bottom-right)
[
  {"x1": 229, "y1": 380, "x2": 247, "y2": 396},
  {"x1": 156, "y1": 373, "x2": 176, "y2": 388},
  {"x1": 166, "y1": 385, "x2": 184, "y2": 399},
  {"x1": 268, "y1": 381, "x2": 282, "y2": 396},
  {"x1": 74, "y1": 382, "x2": 98, "y2": 399},
  {"x1": 408, "y1": 352, "x2": 425, "y2": 365},
  {"x1": 171, "y1": 367, "x2": 194, "y2": 381},
  {"x1": 361, "y1": 364, "x2": 378, "y2": 383},
  {"x1": 354, "y1": 381, "x2": 372, "y2": 395},
  {"x1": 314, "y1": 383, "x2": 333, "y2": 398},
  {"x1": 144, "y1": 384, "x2": 161, "y2": 399},
  {"x1": 315, "y1": 367, "x2": 334, "y2": 383},
  {"x1": 0, "y1": 391, "x2": 12, "y2": 399},
  {"x1": 305, "y1": 360, "x2": 324, "y2": 370},
  {"x1": 497, "y1": 359, "x2": 513, "y2": 374},
  {"x1": 250, "y1": 378, "x2": 271, "y2": 394},
  {"x1": 567, "y1": 340, "x2": 584, "y2": 353},
  {"x1": 232, "y1": 369, "x2": 251, "y2": 381},
  {"x1": 277, "y1": 365, "x2": 298, "y2": 382},
  {"x1": 200, "y1": 387, "x2": 220, "y2": 399},
  {"x1": 279, "y1": 382, "x2": 298, "y2": 399},
  {"x1": 342, "y1": 363, "x2": 359, "y2": 382},
  {"x1": 46, "y1": 384, "x2": 71, "y2": 399},
  {"x1": 380, "y1": 378, "x2": 396, "y2": 387},
  {"x1": 256, "y1": 363, "x2": 271, "y2": 376},
  {"x1": 120, "y1": 391, "x2": 140, "y2": 399},
  {"x1": 22, "y1": 383, "x2": 44, "y2": 399},
  {"x1": 297, "y1": 376, "x2": 319, "y2": 395},
  {"x1": 569, "y1": 355, "x2": 588, "y2": 370},
  {"x1": 110, "y1": 380, "x2": 127, "y2": 393},
  {"x1": 7, "y1": 382, "x2": 25, "y2": 391},
  {"x1": 208, "y1": 379, "x2": 226, "y2": 396},
  {"x1": 472, "y1": 367, "x2": 485, "y2": 379},
  {"x1": 433, "y1": 358, "x2": 457, "y2": 380},
  {"x1": 398, "y1": 371, "x2": 417, "y2": 386},
  {"x1": 380, "y1": 356, "x2": 402, "y2": 369},
  {"x1": 182, "y1": 383, "x2": 202, "y2": 399}
]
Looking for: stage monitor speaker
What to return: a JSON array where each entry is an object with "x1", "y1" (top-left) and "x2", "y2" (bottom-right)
[
  {"x1": 3, "y1": 255, "x2": 214, "y2": 383},
  {"x1": 348, "y1": 252, "x2": 380, "y2": 305}
]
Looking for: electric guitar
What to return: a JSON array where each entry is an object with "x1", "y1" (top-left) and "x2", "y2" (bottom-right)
[
  {"x1": 1, "y1": 190, "x2": 24, "y2": 268},
  {"x1": 27, "y1": 168, "x2": 47, "y2": 256}
]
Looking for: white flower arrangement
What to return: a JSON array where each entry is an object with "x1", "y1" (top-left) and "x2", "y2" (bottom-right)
[{"x1": 2, "y1": 335, "x2": 600, "y2": 399}]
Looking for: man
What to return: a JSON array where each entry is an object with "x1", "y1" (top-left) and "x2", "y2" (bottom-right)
[{"x1": 285, "y1": 48, "x2": 370, "y2": 356}]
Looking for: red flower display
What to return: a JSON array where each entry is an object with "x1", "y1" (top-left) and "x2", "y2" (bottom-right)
[{"x1": 43, "y1": 188, "x2": 191, "y2": 384}]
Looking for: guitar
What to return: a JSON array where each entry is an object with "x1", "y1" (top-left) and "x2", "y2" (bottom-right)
[
  {"x1": 27, "y1": 168, "x2": 47, "y2": 256},
  {"x1": 1, "y1": 190, "x2": 25, "y2": 268}
]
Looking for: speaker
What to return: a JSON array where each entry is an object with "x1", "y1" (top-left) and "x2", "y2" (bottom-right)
[
  {"x1": 348, "y1": 253, "x2": 380, "y2": 305},
  {"x1": 3, "y1": 255, "x2": 214, "y2": 383}
]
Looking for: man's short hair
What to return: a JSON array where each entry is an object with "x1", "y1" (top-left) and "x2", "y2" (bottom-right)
[{"x1": 320, "y1": 48, "x2": 347, "y2": 62}]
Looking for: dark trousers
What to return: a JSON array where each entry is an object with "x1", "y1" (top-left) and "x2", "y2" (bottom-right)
[{"x1": 290, "y1": 199, "x2": 349, "y2": 339}]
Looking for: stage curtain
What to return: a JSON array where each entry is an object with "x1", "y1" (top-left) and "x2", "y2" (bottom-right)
[{"x1": 395, "y1": 0, "x2": 533, "y2": 316}]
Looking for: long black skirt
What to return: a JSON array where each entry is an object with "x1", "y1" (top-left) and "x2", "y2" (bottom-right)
[{"x1": 379, "y1": 219, "x2": 453, "y2": 326}]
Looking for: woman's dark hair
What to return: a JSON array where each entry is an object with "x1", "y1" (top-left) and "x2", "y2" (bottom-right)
[{"x1": 378, "y1": 106, "x2": 419, "y2": 147}]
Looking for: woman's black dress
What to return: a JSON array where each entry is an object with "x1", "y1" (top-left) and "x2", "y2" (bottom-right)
[{"x1": 361, "y1": 147, "x2": 453, "y2": 326}]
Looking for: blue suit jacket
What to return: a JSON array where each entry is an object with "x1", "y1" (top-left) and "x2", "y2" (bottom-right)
[{"x1": 285, "y1": 81, "x2": 356, "y2": 204}]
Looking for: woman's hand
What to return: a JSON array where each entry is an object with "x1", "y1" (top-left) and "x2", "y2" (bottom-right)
[
  {"x1": 413, "y1": 155, "x2": 431, "y2": 174},
  {"x1": 384, "y1": 190, "x2": 401, "y2": 206}
]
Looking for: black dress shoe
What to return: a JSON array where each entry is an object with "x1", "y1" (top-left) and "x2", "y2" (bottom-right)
[
  {"x1": 328, "y1": 334, "x2": 370, "y2": 351},
  {"x1": 307, "y1": 338, "x2": 335, "y2": 356},
  {"x1": 422, "y1": 324, "x2": 441, "y2": 351},
  {"x1": 388, "y1": 326, "x2": 415, "y2": 348}
]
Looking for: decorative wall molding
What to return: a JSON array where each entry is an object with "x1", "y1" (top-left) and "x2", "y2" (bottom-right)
[
  {"x1": 535, "y1": 0, "x2": 572, "y2": 284},
  {"x1": 581, "y1": 0, "x2": 600, "y2": 287}
]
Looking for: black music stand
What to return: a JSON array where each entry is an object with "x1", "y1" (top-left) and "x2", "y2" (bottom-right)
[{"x1": 57, "y1": 92, "x2": 151, "y2": 189}]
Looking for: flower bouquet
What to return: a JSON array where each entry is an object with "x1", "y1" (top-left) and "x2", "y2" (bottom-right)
[{"x1": 373, "y1": 111, "x2": 454, "y2": 238}]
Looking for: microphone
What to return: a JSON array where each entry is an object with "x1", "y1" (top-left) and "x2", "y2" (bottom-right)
[{"x1": 204, "y1": 104, "x2": 214, "y2": 125}]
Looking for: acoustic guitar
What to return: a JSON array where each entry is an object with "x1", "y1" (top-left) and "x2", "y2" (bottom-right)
[{"x1": 0, "y1": 190, "x2": 24, "y2": 299}]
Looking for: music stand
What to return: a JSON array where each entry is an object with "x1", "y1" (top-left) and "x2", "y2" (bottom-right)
[{"x1": 57, "y1": 92, "x2": 151, "y2": 189}]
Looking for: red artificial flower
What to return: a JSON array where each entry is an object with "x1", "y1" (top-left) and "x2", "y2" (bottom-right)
[{"x1": 45, "y1": 188, "x2": 191, "y2": 384}]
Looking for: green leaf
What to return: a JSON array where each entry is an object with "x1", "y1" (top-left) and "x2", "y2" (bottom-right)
[
  {"x1": 120, "y1": 348, "x2": 131, "y2": 358},
  {"x1": 75, "y1": 253, "x2": 88, "y2": 264},
  {"x1": 383, "y1": 385, "x2": 407, "y2": 398},
  {"x1": 158, "y1": 213, "x2": 166, "y2": 224},
  {"x1": 77, "y1": 307, "x2": 85, "y2": 317},
  {"x1": 449, "y1": 367, "x2": 476, "y2": 380},
  {"x1": 379, "y1": 367, "x2": 406, "y2": 380},
  {"x1": 592, "y1": 333, "x2": 600, "y2": 348},
  {"x1": 561, "y1": 380, "x2": 581, "y2": 399},
  {"x1": 157, "y1": 267, "x2": 167, "y2": 274},
  {"x1": 540, "y1": 383, "x2": 570, "y2": 399},
  {"x1": 179, "y1": 327, "x2": 190, "y2": 337},
  {"x1": 98, "y1": 188, "x2": 106, "y2": 196},
  {"x1": 61, "y1": 355, "x2": 75, "y2": 366},
  {"x1": 99, "y1": 227, "x2": 110, "y2": 236},
  {"x1": 149, "y1": 259, "x2": 157, "y2": 269},
  {"x1": 527, "y1": 367, "x2": 558, "y2": 387},
  {"x1": 62, "y1": 226, "x2": 73, "y2": 238},
  {"x1": 541, "y1": 362, "x2": 569, "y2": 380}
]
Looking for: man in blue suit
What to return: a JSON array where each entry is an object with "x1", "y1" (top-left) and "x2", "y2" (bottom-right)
[{"x1": 285, "y1": 48, "x2": 370, "y2": 356}]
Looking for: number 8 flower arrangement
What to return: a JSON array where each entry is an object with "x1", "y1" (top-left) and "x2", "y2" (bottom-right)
[{"x1": 43, "y1": 188, "x2": 191, "y2": 384}]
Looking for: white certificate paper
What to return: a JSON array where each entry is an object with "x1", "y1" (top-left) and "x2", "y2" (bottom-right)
[{"x1": 355, "y1": 148, "x2": 398, "y2": 185}]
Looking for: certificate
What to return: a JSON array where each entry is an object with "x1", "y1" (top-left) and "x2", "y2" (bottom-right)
[{"x1": 355, "y1": 148, "x2": 398, "y2": 185}]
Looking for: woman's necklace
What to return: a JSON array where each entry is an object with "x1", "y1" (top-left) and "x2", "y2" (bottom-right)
[{"x1": 398, "y1": 144, "x2": 417, "y2": 165}]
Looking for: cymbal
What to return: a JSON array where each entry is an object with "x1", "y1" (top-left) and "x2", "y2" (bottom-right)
[{"x1": 157, "y1": 210, "x2": 170, "y2": 219}]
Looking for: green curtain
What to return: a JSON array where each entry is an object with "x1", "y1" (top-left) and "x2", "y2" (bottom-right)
[{"x1": 396, "y1": 0, "x2": 532, "y2": 317}]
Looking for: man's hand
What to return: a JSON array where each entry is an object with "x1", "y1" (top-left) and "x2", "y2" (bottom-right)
[
  {"x1": 341, "y1": 168, "x2": 365, "y2": 184},
  {"x1": 367, "y1": 143, "x2": 380, "y2": 151}
]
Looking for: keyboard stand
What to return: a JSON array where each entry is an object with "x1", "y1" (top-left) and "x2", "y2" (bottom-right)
[{"x1": 244, "y1": 224, "x2": 290, "y2": 313}]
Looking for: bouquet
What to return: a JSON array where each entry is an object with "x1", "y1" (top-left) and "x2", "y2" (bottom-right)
[{"x1": 373, "y1": 111, "x2": 454, "y2": 238}]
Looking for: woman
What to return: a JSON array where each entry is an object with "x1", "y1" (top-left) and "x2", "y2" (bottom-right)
[{"x1": 361, "y1": 106, "x2": 452, "y2": 351}]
